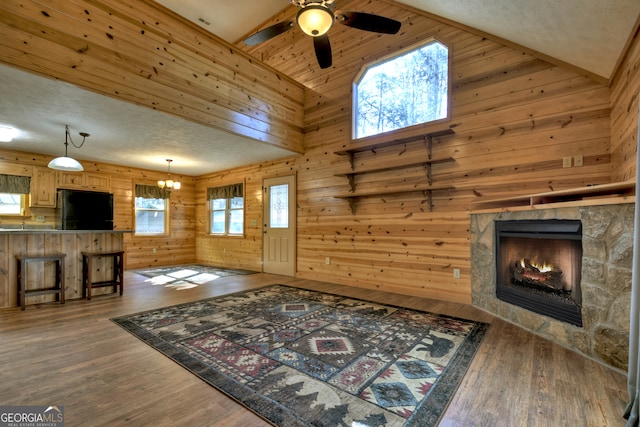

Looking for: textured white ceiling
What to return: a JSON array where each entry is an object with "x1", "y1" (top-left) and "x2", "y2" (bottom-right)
[
  {"x1": 154, "y1": 0, "x2": 287, "y2": 44},
  {"x1": 1, "y1": 0, "x2": 638, "y2": 175},
  {"x1": 396, "y1": 0, "x2": 640, "y2": 79}
]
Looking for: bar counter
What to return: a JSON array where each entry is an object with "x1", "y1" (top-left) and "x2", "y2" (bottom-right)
[
  {"x1": 0, "y1": 229, "x2": 133, "y2": 308},
  {"x1": 0, "y1": 229, "x2": 133, "y2": 234}
]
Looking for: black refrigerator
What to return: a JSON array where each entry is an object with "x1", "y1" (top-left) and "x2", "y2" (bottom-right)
[{"x1": 56, "y1": 189, "x2": 114, "y2": 230}]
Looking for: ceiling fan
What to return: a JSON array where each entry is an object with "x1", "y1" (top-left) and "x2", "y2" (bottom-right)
[{"x1": 243, "y1": 0, "x2": 402, "y2": 69}]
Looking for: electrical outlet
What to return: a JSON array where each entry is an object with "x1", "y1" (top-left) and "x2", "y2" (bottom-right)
[
  {"x1": 453, "y1": 268, "x2": 461, "y2": 279},
  {"x1": 563, "y1": 157, "x2": 572, "y2": 168},
  {"x1": 325, "y1": 257, "x2": 331, "y2": 265},
  {"x1": 152, "y1": 248, "x2": 157, "y2": 254},
  {"x1": 574, "y1": 155, "x2": 583, "y2": 167},
  {"x1": 35, "y1": 215, "x2": 45, "y2": 222}
]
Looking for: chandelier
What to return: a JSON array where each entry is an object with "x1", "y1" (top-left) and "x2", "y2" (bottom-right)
[{"x1": 157, "y1": 159, "x2": 181, "y2": 190}]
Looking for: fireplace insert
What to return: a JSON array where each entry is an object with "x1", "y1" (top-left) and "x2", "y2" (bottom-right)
[{"x1": 495, "y1": 220, "x2": 582, "y2": 326}]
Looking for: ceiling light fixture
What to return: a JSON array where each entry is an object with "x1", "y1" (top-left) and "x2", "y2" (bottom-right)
[
  {"x1": 296, "y1": 3, "x2": 335, "y2": 37},
  {"x1": 0, "y1": 125, "x2": 19, "y2": 142},
  {"x1": 48, "y1": 125, "x2": 89, "y2": 172},
  {"x1": 158, "y1": 159, "x2": 181, "y2": 190}
]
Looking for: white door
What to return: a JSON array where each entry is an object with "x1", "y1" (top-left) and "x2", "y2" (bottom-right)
[{"x1": 263, "y1": 175, "x2": 296, "y2": 276}]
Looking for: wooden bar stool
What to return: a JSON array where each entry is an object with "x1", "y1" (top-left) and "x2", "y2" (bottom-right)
[
  {"x1": 82, "y1": 251, "x2": 124, "y2": 300},
  {"x1": 16, "y1": 253, "x2": 66, "y2": 310}
]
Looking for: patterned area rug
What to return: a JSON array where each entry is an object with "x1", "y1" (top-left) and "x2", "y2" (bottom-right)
[
  {"x1": 134, "y1": 264, "x2": 257, "y2": 290},
  {"x1": 112, "y1": 285, "x2": 488, "y2": 426}
]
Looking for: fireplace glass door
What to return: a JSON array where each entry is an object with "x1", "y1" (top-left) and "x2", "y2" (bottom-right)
[{"x1": 495, "y1": 220, "x2": 583, "y2": 326}]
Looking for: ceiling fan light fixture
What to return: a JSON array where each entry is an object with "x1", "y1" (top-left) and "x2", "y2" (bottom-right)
[{"x1": 297, "y1": 5, "x2": 334, "y2": 37}]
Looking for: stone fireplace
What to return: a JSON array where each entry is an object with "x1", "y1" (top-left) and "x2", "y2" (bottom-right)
[
  {"x1": 471, "y1": 203, "x2": 633, "y2": 371},
  {"x1": 495, "y1": 219, "x2": 583, "y2": 327}
]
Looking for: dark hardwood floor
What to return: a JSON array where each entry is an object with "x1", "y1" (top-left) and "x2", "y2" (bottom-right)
[{"x1": 0, "y1": 270, "x2": 628, "y2": 426}]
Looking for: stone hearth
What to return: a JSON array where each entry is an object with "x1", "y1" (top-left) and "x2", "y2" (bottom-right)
[{"x1": 471, "y1": 203, "x2": 633, "y2": 371}]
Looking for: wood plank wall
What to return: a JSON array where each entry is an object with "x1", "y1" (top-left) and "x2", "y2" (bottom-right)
[
  {"x1": 0, "y1": 148, "x2": 197, "y2": 270},
  {"x1": 0, "y1": 0, "x2": 305, "y2": 153},
  {"x1": 611, "y1": 21, "x2": 640, "y2": 182},
  {"x1": 234, "y1": 0, "x2": 618, "y2": 303},
  {"x1": 195, "y1": 157, "x2": 299, "y2": 271},
  {"x1": 0, "y1": 0, "x2": 637, "y2": 305}
]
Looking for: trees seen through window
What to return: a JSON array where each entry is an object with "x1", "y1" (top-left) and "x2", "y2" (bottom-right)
[{"x1": 354, "y1": 39, "x2": 449, "y2": 139}]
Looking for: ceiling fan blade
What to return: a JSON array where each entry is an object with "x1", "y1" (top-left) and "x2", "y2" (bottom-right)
[
  {"x1": 243, "y1": 20, "x2": 294, "y2": 46},
  {"x1": 313, "y1": 34, "x2": 332, "y2": 69},
  {"x1": 335, "y1": 11, "x2": 401, "y2": 34}
]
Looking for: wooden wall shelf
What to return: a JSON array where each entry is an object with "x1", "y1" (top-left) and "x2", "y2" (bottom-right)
[
  {"x1": 335, "y1": 184, "x2": 455, "y2": 213},
  {"x1": 335, "y1": 183, "x2": 455, "y2": 199},
  {"x1": 334, "y1": 127, "x2": 455, "y2": 156},
  {"x1": 333, "y1": 127, "x2": 456, "y2": 213},
  {"x1": 334, "y1": 157, "x2": 455, "y2": 178}
]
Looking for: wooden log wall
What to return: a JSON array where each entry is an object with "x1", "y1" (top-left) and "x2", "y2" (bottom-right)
[
  {"x1": 611, "y1": 21, "x2": 640, "y2": 182},
  {"x1": 234, "y1": 0, "x2": 619, "y2": 303},
  {"x1": 0, "y1": 148, "x2": 197, "y2": 272}
]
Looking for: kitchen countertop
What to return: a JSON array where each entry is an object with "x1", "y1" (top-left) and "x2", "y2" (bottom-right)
[{"x1": 0, "y1": 229, "x2": 134, "y2": 234}]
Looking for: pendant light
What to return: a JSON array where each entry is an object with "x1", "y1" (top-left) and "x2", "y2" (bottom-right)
[
  {"x1": 158, "y1": 159, "x2": 181, "y2": 190},
  {"x1": 48, "y1": 125, "x2": 89, "y2": 172}
]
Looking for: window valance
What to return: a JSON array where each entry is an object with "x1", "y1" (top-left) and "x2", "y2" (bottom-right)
[
  {"x1": 207, "y1": 183, "x2": 243, "y2": 200},
  {"x1": 135, "y1": 184, "x2": 167, "y2": 199},
  {"x1": 0, "y1": 174, "x2": 31, "y2": 194}
]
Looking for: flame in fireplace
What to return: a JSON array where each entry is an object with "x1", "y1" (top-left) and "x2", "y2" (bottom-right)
[{"x1": 519, "y1": 258, "x2": 555, "y2": 273}]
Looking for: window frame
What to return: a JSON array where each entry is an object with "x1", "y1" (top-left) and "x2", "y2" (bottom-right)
[
  {"x1": 134, "y1": 192, "x2": 169, "y2": 236},
  {"x1": 351, "y1": 37, "x2": 452, "y2": 141},
  {"x1": 208, "y1": 186, "x2": 245, "y2": 237},
  {"x1": 0, "y1": 192, "x2": 28, "y2": 216}
]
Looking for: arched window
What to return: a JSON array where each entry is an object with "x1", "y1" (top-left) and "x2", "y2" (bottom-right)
[{"x1": 353, "y1": 39, "x2": 449, "y2": 139}]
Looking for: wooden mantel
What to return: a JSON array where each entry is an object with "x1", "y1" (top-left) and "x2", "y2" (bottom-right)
[
  {"x1": 0, "y1": 0, "x2": 305, "y2": 153},
  {"x1": 470, "y1": 180, "x2": 636, "y2": 212}
]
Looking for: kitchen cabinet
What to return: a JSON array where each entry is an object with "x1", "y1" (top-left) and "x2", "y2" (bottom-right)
[
  {"x1": 57, "y1": 171, "x2": 111, "y2": 192},
  {"x1": 84, "y1": 173, "x2": 111, "y2": 191},
  {"x1": 57, "y1": 171, "x2": 84, "y2": 189},
  {"x1": 30, "y1": 167, "x2": 57, "y2": 207}
]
